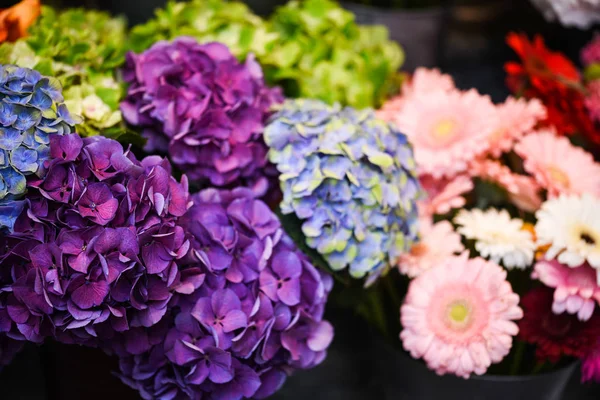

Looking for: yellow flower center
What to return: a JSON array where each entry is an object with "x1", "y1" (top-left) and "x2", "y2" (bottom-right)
[
  {"x1": 449, "y1": 302, "x2": 469, "y2": 323},
  {"x1": 431, "y1": 119, "x2": 457, "y2": 143},
  {"x1": 490, "y1": 128, "x2": 506, "y2": 143},
  {"x1": 546, "y1": 165, "x2": 570, "y2": 188}
]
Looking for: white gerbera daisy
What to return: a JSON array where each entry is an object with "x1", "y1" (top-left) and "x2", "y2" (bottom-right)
[
  {"x1": 535, "y1": 194, "x2": 600, "y2": 283},
  {"x1": 455, "y1": 208, "x2": 535, "y2": 269}
]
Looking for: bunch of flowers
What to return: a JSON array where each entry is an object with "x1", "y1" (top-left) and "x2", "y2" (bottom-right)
[
  {"x1": 264, "y1": 99, "x2": 420, "y2": 282},
  {"x1": 0, "y1": 64, "x2": 78, "y2": 232},
  {"x1": 0, "y1": 132, "x2": 194, "y2": 348},
  {"x1": 121, "y1": 37, "x2": 282, "y2": 191},
  {"x1": 264, "y1": 0, "x2": 403, "y2": 108},
  {"x1": 116, "y1": 188, "x2": 334, "y2": 399},
  {"x1": 0, "y1": 5, "x2": 129, "y2": 138},
  {"x1": 377, "y1": 61, "x2": 600, "y2": 380},
  {"x1": 529, "y1": 0, "x2": 600, "y2": 29},
  {"x1": 505, "y1": 33, "x2": 600, "y2": 146},
  {"x1": 128, "y1": 0, "x2": 276, "y2": 59}
]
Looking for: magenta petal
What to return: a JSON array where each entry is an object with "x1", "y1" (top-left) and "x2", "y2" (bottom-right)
[
  {"x1": 211, "y1": 289, "x2": 241, "y2": 318},
  {"x1": 259, "y1": 271, "x2": 278, "y2": 301},
  {"x1": 68, "y1": 252, "x2": 94, "y2": 274},
  {"x1": 278, "y1": 279, "x2": 301, "y2": 306},
  {"x1": 95, "y1": 198, "x2": 118, "y2": 224},
  {"x1": 222, "y1": 309, "x2": 247, "y2": 333},
  {"x1": 71, "y1": 280, "x2": 109, "y2": 309},
  {"x1": 272, "y1": 250, "x2": 302, "y2": 279},
  {"x1": 191, "y1": 298, "x2": 214, "y2": 325},
  {"x1": 187, "y1": 361, "x2": 210, "y2": 385},
  {"x1": 7, "y1": 300, "x2": 29, "y2": 324},
  {"x1": 142, "y1": 242, "x2": 172, "y2": 274},
  {"x1": 208, "y1": 349, "x2": 234, "y2": 383},
  {"x1": 137, "y1": 305, "x2": 168, "y2": 327},
  {"x1": 307, "y1": 321, "x2": 334, "y2": 352}
]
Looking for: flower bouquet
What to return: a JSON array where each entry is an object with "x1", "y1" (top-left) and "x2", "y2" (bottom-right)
[
  {"x1": 1, "y1": 0, "x2": 600, "y2": 399},
  {"x1": 364, "y1": 52, "x2": 600, "y2": 397}
]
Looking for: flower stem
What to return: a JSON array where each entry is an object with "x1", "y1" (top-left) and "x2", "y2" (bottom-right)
[
  {"x1": 509, "y1": 341, "x2": 526, "y2": 375},
  {"x1": 383, "y1": 273, "x2": 402, "y2": 311},
  {"x1": 365, "y1": 285, "x2": 389, "y2": 339}
]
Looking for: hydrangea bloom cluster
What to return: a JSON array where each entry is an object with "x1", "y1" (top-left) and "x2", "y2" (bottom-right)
[
  {"x1": 121, "y1": 37, "x2": 282, "y2": 190},
  {"x1": 264, "y1": 99, "x2": 420, "y2": 280},
  {"x1": 116, "y1": 188, "x2": 334, "y2": 399},
  {"x1": 0, "y1": 133, "x2": 194, "y2": 347},
  {"x1": 0, "y1": 6, "x2": 128, "y2": 138},
  {"x1": 265, "y1": 0, "x2": 403, "y2": 109},
  {"x1": 0, "y1": 64, "x2": 77, "y2": 231}
]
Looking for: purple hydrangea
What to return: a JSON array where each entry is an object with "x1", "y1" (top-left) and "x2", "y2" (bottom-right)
[
  {"x1": 121, "y1": 37, "x2": 283, "y2": 193},
  {"x1": 116, "y1": 188, "x2": 333, "y2": 399},
  {"x1": 0, "y1": 133, "x2": 199, "y2": 347}
]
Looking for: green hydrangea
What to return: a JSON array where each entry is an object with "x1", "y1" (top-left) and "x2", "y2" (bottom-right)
[
  {"x1": 0, "y1": 6, "x2": 129, "y2": 139},
  {"x1": 265, "y1": 0, "x2": 403, "y2": 109},
  {"x1": 128, "y1": 0, "x2": 277, "y2": 59}
]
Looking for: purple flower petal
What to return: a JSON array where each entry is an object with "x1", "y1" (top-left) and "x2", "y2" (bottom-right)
[{"x1": 71, "y1": 279, "x2": 109, "y2": 309}]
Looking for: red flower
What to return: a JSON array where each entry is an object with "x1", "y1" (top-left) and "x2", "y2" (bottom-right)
[
  {"x1": 505, "y1": 33, "x2": 600, "y2": 144},
  {"x1": 505, "y1": 33, "x2": 580, "y2": 93},
  {"x1": 518, "y1": 287, "x2": 600, "y2": 363}
]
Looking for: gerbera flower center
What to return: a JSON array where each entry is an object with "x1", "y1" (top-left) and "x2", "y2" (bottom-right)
[
  {"x1": 580, "y1": 231, "x2": 597, "y2": 246},
  {"x1": 448, "y1": 301, "x2": 470, "y2": 323},
  {"x1": 546, "y1": 165, "x2": 570, "y2": 188},
  {"x1": 490, "y1": 128, "x2": 507, "y2": 143},
  {"x1": 431, "y1": 119, "x2": 457, "y2": 143}
]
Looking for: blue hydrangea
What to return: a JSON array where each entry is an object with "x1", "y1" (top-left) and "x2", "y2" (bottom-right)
[
  {"x1": 265, "y1": 99, "x2": 420, "y2": 282},
  {"x1": 0, "y1": 64, "x2": 79, "y2": 231}
]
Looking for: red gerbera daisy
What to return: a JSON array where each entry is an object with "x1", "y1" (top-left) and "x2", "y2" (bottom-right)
[
  {"x1": 505, "y1": 33, "x2": 580, "y2": 93},
  {"x1": 518, "y1": 287, "x2": 600, "y2": 363},
  {"x1": 505, "y1": 33, "x2": 600, "y2": 145}
]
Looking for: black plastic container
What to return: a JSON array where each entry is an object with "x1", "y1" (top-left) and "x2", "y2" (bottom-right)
[{"x1": 370, "y1": 337, "x2": 579, "y2": 400}]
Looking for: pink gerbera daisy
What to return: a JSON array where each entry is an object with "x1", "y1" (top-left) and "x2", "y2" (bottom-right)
[
  {"x1": 515, "y1": 129, "x2": 600, "y2": 197},
  {"x1": 418, "y1": 174, "x2": 473, "y2": 217},
  {"x1": 470, "y1": 159, "x2": 542, "y2": 212},
  {"x1": 394, "y1": 89, "x2": 497, "y2": 178},
  {"x1": 487, "y1": 97, "x2": 546, "y2": 158},
  {"x1": 402, "y1": 67, "x2": 455, "y2": 98},
  {"x1": 400, "y1": 254, "x2": 523, "y2": 378},
  {"x1": 533, "y1": 260, "x2": 600, "y2": 321},
  {"x1": 398, "y1": 219, "x2": 464, "y2": 278},
  {"x1": 377, "y1": 68, "x2": 455, "y2": 122}
]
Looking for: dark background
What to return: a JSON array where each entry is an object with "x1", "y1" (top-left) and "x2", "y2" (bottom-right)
[{"x1": 0, "y1": 0, "x2": 599, "y2": 399}]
